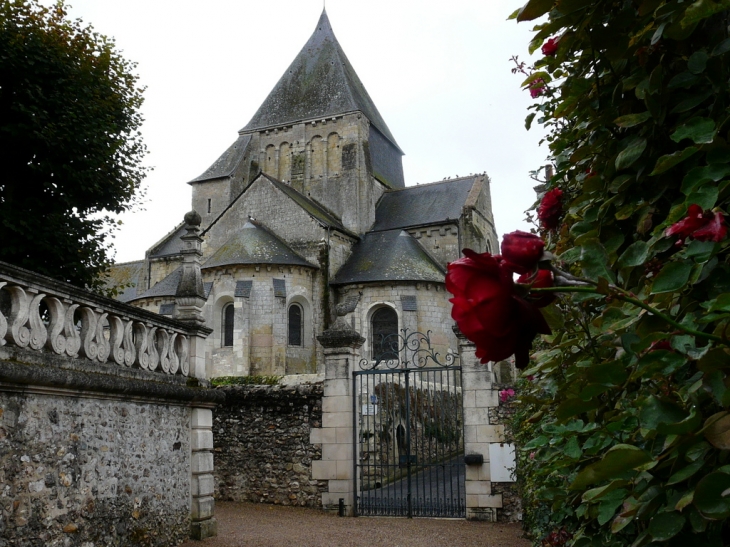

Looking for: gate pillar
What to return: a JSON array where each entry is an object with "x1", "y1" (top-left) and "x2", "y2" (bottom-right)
[
  {"x1": 455, "y1": 327, "x2": 505, "y2": 521},
  {"x1": 312, "y1": 320, "x2": 364, "y2": 516}
]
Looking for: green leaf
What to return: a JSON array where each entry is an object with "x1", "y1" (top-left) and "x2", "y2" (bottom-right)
[
  {"x1": 558, "y1": 246, "x2": 581, "y2": 264},
  {"x1": 688, "y1": 50, "x2": 709, "y2": 74},
  {"x1": 659, "y1": 407, "x2": 702, "y2": 435},
  {"x1": 712, "y1": 37, "x2": 730, "y2": 56},
  {"x1": 694, "y1": 472, "x2": 730, "y2": 519},
  {"x1": 615, "y1": 137, "x2": 647, "y2": 170},
  {"x1": 585, "y1": 362, "x2": 629, "y2": 385},
  {"x1": 648, "y1": 512, "x2": 685, "y2": 541},
  {"x1": 539, "y1": 302, "x2": 565, "y2": 330},
  {"x1": 676, "y1": 490, "x2": 695, "y2": 511},
  {"x1": 668, "y1": 71, "x2": 699, "y2": 89},
  {"x1": 667, "y1": 460, "x2": 705, "y2": 486},
  {"x1": 582, "y1": 480, "x2": 630, "y2": 502},
  {"x1": 682, "y1": 0, "x2": 730, "y2": 28},
  {"x1": 598, "y1": 497, "x2": 624, "y2": 525},
  {"x1": 525, "y1": 112, "x2": 536, "y2": 130},
  {"x1": 614, "y1": 112, "x2": 651, "y2": 128},
  {"x1": 707, "y1": 293, "x2": 730, "y2": 312},
  {"x1": 671, "y1": 90, "x2": 713, "y2": 114},
  {"x1": 609, "y1": 174, "x2": 633, "y2": 193},
  {"x1": 570, "y1": 445, "x2": 653, "y2": 490},
  {"x1": 556, "y1": 397, "x2": 601, "y2": 420},
  {"x1": 516, "y1": 0, "x2": 554, "y2": 22},
  {"x1": 687, "y1": 184, "x2": 719, "y2": 210},
  {"x1": 651, "y1": 261, "x2": 693, "y2": 293},
  {"x1": 671, "y1": 117, "x2": 717, "y2": 144},
  {"x1": 640, "y1": 396, "x2": 687, "y2": 430},
  {"x1": 618, "y1": 241, "x2": 650, "y2": 268},
  {"x1": 703, "y1": 411, "x2": 730, "y2": 450},
  {"x1": 649, "y1": 147, "x2": 698, "y2": 175},
  {"x1": 681, "y1": 163, "x2": 730, "y2": 194},
  {"x1": 580, "y1": 238, "x2": 616, "y2": 283},
  {"x1": 565, "y1": 436, "x2": 582, "y2": 459}
]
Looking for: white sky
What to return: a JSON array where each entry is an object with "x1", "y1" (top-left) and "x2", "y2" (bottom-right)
[{"x1": 57, "y1": 0, "x2": 547, "y2": 263}]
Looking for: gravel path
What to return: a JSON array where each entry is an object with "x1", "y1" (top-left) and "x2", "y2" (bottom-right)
[{"x1": 181, "y1": 502, "x2": 531, "y2": 547}]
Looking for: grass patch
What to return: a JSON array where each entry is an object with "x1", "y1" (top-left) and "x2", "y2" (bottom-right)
[{"x1": 211, "y1": 375, "x2": 282, "y2": 387}]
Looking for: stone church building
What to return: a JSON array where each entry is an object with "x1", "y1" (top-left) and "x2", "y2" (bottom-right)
[{"x1": 110, "y1": 10, "x2": 498, "y2": 379}]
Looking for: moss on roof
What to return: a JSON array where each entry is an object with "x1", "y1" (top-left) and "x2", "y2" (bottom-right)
[
  {"x1": 102, "y1": 260, "x2": 145, "y2": 302},
  {"x1": 331, "y1": 230, "x2": 445, "y2": 285},
  {"x1": 203, "y1": 221, "x2": 317, "y2": 270}
]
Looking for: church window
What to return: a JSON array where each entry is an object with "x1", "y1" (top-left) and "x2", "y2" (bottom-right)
[
  {"x1": 222, "y1": 303, "x2": 234, "y2": 347},
  {"x1": 207, "y1": 199, "x2": 211, "y2": 214},
  {"x1": 371, "y1": 307, "x2": 398, "y2": 361},
  {"x1": 279, "y1": 142, "x2": 291, "y2": 182},
  {"x1": 288, "y1": 303, "x2": 302, "y2": 346},
  {"x1": 327, "y1": 133, "x2": 341, "y2": 174}
]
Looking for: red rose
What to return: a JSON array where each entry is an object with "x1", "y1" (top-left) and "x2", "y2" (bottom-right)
[
  {"x1": 538, "y1": 188, "x2": 564, "y2": 231},
  {"x1": 447, "y1": 249, "x2": 551, "y2": 368},
  {"x1": 693, "y1": 211, "x2": 727, "y2": 242},
  {"x1": 501, "y1": 231, "x2": 545, "y2": 274},
  {"x1": 541, "y1": 37, "x2": 559, "y2": 56},
  {"x1": 666, "y1": 205, "x2": 727, "y2": 244},
  {"x1": 518, "y1": 269, "x2": 555, "y2": 308},
  {"x1": 529, "y1": 78, "x2": 546, "y2": 98}
]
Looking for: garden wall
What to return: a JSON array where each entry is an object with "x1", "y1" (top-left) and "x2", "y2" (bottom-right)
[{"x1": 213, "y1": 383, "x2": 327, "y2": 506}]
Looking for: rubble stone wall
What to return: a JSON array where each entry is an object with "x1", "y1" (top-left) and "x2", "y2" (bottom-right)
[
  {"x1": 214, "y1": 384, "x2": 327, "y2": 507},
  {"x1": 0, "y1": 390, "x2": 191, "y2": 547}
]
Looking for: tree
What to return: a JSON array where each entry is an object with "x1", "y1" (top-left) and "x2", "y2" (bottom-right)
[{"x1": 0, "y1": 0, "x2": 146, "y2": 289}]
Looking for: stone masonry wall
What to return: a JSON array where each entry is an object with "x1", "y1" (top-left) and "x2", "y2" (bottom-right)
[
  {"x1": 0, "y1": 392, "x2": 191, "y2": 547},
  {"x1": 214, "y1": 384, "x2": 327, "y2": 507}
]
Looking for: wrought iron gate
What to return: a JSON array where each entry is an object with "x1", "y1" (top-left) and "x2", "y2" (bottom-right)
[{"x1": 353, "y1": 330, "x2": 465, "y2": 518}]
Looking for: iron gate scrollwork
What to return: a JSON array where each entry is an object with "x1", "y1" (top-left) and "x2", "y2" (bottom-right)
[{"x1": 354, "y1": 329, "x2": 465, "y2": 518}]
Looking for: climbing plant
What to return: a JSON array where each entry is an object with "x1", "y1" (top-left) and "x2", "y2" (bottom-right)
[{"x1": 449, "y1": 1, "x2": 730, "y2": 545}]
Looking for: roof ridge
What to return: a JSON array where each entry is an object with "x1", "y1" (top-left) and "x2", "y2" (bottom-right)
[
  {"x1": 109, "y1": 259, "x2": 145, "y2": 267},
  {"x1": 383, "y1": 175, "x2": 483, "y2": 193}
]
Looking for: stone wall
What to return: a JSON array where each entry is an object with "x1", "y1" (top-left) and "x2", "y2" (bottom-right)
[
  {"x1": 213, "y1": 384, "x2": 327, "y2": 507},
  {"x1": 0, "y1": 391, "x2": 191, "y2": 547}
]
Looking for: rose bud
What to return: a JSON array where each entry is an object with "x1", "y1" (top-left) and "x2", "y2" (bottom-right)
[
  {"x1": 501, "y1": 231, "x2": 545, "y2": 274},
  {"x1": 541, "y1": 37, "x2": 559, "y2": 56},
  {"x1": 538, "y1": 188, "x2": 563, "y2": 231}
]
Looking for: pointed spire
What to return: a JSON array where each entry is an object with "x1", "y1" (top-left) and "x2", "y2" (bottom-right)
[{"x1": 241, "y1": 10, "x2": 401, "y2": 151}]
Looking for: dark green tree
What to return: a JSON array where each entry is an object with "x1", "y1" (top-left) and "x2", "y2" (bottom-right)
[{"x1": 0, "y1": 0, "x2": 146, "y2": 289}]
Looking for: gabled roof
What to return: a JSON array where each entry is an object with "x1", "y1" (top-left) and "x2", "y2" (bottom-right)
[
  {"x1": 189, "y1": 134, "x2": 253, "y2": 184},
  {"x1": 331, "y1": 230, "x2": 445, "y2": 285},
  {"x1": 202, "y1": 221, "x2": 317, "y2": 270},
  {"x1": 148, "y1": 223, "x2": 186, "y2": 259},
  {"x1": 131, "y1": 266, "x2": 182, "y2": 301},
  {"x1": 201, "y1": 172, "x2": 356, "y2": 238},
  {"x1": 241, "y1": 10, "x2": 401, "y2": 152},
  {"x1": 371, "y1": 176, "x2": 479, "y2": 232},
  {"x1": 103, "y1": 260, "x2": 145, "y2": 303}
]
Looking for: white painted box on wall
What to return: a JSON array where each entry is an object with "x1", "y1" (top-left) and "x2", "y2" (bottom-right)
[{"x1": 489, "y1": 443, "x2": 516, "y2": 482}]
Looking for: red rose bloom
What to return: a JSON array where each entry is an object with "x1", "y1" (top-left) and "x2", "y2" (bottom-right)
[
  {"x1": 541, "y1": 37, "x2": 559, "y2": 56},
  {"x1": 447, "y1": 249, "x2": 551, "y2": 368},
  {"x1": 666, "y1": 205, "x2": 727, "y2": 244},
  {"x1": 517, "y1": 269, "x2": 555, "y2": 308},
  {"x1": 693, "y1": 211, "x2": 727, "y2": 242},
  {"x1": 538, "y1": 188, "x2": 564, "y2": 231},
  {"x1": 501, "y1": 231, "x2": 545, "y2": 274},
  {"x1": 529, "y1": 78, "x2": 546, "y2": 98}
]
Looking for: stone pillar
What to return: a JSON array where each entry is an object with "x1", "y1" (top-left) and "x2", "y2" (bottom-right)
[
  {"x1": 190, "y1": 407, "x2": 217, "y2": 539},
  {"x1": 311, "y1": 320, "x2": 364, "y2": 516},
  {"x1": 455, "y1": 326, "x2": 504, "y2": 521},
  {"x1": 175, "y1": 210, "x2": 206, "y2": 327}
]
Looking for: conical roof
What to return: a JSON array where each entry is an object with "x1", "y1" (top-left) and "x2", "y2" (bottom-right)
[
  {"x1": 331, "y1": 230, "x2": 445, "y2": 285},
  {"x1": 202, "y1": 221, "x2": 317, "y2": 270},
  {"x1": 241, "y1": 10, "x2": 401, "y2": 151}
]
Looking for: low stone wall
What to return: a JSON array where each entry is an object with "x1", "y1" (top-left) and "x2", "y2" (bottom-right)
[
  {"x1": 214, "y1": 384, "x2": 327, "y2": 507},
  {"x1": 489, "y1": 381, "x2": 521, "y2": 523}
]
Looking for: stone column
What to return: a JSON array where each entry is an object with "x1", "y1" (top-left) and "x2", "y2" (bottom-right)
[
  {"x1": 311, "y1": 320, "x2": 364, "y2": 516},
  {"x1": 190, "y1": 407, "x2": 217, "y2": 539},
  {"x1": 455, "y1": 326, "x2": 504, "y2": 521}
]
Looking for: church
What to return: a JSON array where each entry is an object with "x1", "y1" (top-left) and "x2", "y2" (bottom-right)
[{"x1": 109, "y1": 9, "x2": 498, "y2": 379}]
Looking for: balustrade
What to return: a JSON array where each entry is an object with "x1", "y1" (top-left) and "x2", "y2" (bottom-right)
[{"x1": 0, "y1": 264, "x2": 197, "y2": 377}]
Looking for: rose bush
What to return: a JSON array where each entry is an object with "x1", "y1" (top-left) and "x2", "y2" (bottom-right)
[{"x1": 506, "y1": 0, "x2": 730, "y2": 545}]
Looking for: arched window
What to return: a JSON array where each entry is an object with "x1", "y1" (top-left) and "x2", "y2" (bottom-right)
[
  {"x1": 371, "y1": 307, "x2": 398, "y2": 361},
  {"x1": 288, "y1": 303, "x2": 303, "y2": 346},
  {"x1": 222, "y1": 303, "x2": 234, "y2": 347}
]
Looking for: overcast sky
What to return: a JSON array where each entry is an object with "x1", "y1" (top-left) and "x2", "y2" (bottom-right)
[{"x1": 56, "y1": 0, "x2": 548, "y2": 263}]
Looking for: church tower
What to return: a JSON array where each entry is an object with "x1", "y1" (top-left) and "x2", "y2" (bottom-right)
[{"x1": 189, "y1": 10, "x2": 404, "y2": 235}]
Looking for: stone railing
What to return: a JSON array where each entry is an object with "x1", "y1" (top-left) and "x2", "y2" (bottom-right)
[{"x1": 0, "y1": 260, "x2": 209, "y2": 378}]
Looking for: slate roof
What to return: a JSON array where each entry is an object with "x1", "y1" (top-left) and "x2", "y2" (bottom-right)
[
  {"x1": 131, "y1": 266, "x2": 182, "y2": 301},
  {"x1": 189, "y1": 134, "x2": 252, "y2": 184},
  {"x1": 371, "y1": 176, "x2": 478, "y2": 232},
  {"x1": 202, "y1": 221, "x2": 317, "y2": 270},
  {"x1": 148, "y1": 223, "x2": 186, "y2": 259},
  {"x1": 241, "y1": 10, "x2": 401, "y2": 152},
  {"x1": 103, "y1": 260, "x2": 145, "y2": 303},
  {"x1": 331, "y1": 230, "x2": 445, "y2": 285}
]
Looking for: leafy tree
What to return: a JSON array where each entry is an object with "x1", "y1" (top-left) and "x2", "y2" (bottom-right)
[
  {"x1": 494, "y1": 0, "x2": 730, "y2": 545},
  {"x1": 0, "y1": 0, "x2": 146, "y2": 289}
]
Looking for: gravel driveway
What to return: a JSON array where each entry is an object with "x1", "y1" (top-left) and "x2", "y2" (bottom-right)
[{"x1": 181, "y1": 502, "x2": 531, "y2": 547}]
